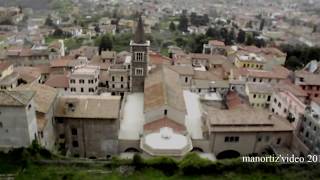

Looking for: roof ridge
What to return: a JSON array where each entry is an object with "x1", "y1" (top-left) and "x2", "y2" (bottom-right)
[
  {"x1": 3, "y1": 90, "x2": 25, "y2": 106},
  {"x1": 161, "y1": 65, "x2": 168, "y2": 106}
]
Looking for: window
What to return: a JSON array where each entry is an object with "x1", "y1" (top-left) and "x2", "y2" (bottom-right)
[
  {"x1": 253, "y1": 78, "x2": 256, "y2": 82},
  {"x1": 71, "y1": 128, "x2": 77, "y2": 136},
  {"x1": 88, "y1": 80, "x2": 94, "y2": 84},
  {"x1": 81, "y1": 88, "x2": 84, "y2": 92},
  {"x1": 253, "y1": 94, "x2": 257, "y2": 98},
  {"x1": 135, "y1": 68, "x2": 143, "y2": 76},
  {"x1": 278, "y1": 102, "x2": 281, "y2": 108},
  {"x1": 71, "y1": 88, "x2": 76, "y2": 92},
  {"x1": 164, "y1": 109, "x2": 167, "y2": 115},
  {"x1": 225, "y1": 136, "x2": 239, "y2": 143},
  {"x1": 72, "y1": 141, "x2": 79, "y2": 147},
  {"x1": 235, "y1": 137, "x2": 239, "y2": 142},
  {"x1": 79, "y1": 79, "x2": 85, "y2": 84},
  {"x1": 70, "y1": 79, "x2": 76, "y2": 84},
  {"x1": 0, "y1": 122, "x2": 2, "y2": 128},
  {"x1": 121, "y1": 76, "x2": 124, "y2": 82},
  {"x1": 28, "y1": 104, "x2": 32, "y2": 110},
  {"x1": 56, "y1": 118, "x2": 64, "y2": 124},
  {"x1": 39, "y1": 131, "x2": 44, "y2": 138},
  {"x1": 265, "y1": 136, "x2": 270, "y2": 142},
  {"x1": 112, "y1": 84, "x2": 115, "y2": 88},
  {"x1": 284, "y1": 108, "x2": 287, "y2": 113},
  {"x1": 185, "y1": 77, "x2": 188, "y2": 83},
  {"x1": 230, "y1": 136, "x2": 234, "y2": 142},
  {"x1": 258, "y1": 137, "x2": 262, "y2": 142},
  {"x1": 224, "y1": 137, "x2": 229, "y2": 142},
  {"x1": 135, "y1": 52, "x2": 144, "y2": 62},
  {"x1": 112, "y1": 76, "x2": 115, "y2": 81},
  {"x1": 276, "y1": 138, "x2": 281, "y2": 145},
  {"x1": 59, "y1": 134, "x2": 65, "y2": 139},
  {"x1": 121, "y1": 84, "x2": 123, "y2": 88},
  {"x1": 89, "y1": 88, "x2": 94, "y2": 92}
]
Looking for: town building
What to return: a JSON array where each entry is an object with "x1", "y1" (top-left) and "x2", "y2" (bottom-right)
[
  {"x1": 294, "y1": 71, "x2": 320, "y2": 99},
  {"x1": 129, "y1": 16, "x2": 150, "y2": 92},
  {"x1": 298, "y1": 98, "x2": 320, "y2": 154},
  {"x1": 54, "y1": 95, "x2": 121, "y2": 158},
  {"x1": 69, "y1": 65, "x2": 100, "y2": 95},
  {"x1": 15, "y1": 84, "x2": 58, "y2": 150},
  {"x1": 234, "y1": 52, "x2": 265, "y2": 70},
  {"x1": 202, "y1": 40, "x2": 226, "y2": 55},
  {"x1": 205, "y1": 105, "x2": 294, "y2": 159},
  {"x1": 245, "y1": 82, "x2": 273, "y2": 108},
  {"x1": 0, "y1": 90, "x2": 37, "y2": 150},
  {"x1": 0, "y1": 62, "x2": 18, "y2": 90}
]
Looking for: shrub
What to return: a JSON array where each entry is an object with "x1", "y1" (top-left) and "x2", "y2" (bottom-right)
[
  {"x1": 145, "y1": 156, "x2": 178, "y2": 176},
  {"x1": 179, "y1": 153, "x2": 212, "y2": 175},
  {"x1": 132, "y1": 154, "x2": 144, "y2": 170}
]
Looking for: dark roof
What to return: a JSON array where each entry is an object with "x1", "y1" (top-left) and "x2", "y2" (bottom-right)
[{"x1": 133, "y1": 15, "x2": 145, "y2": 44}]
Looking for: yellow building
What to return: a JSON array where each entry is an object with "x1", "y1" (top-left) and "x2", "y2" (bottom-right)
[
  {"x1": 0, "y1": 62, "x2": 18, "y2": 90},
  {"x1": 245, "y1": 82, "x2": 273, "y2": 108},
  {"x1": 234, "y1": 53, "x2": 265, "y2": 70}
]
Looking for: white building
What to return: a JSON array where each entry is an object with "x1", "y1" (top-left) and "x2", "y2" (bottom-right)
[
  {"x1": 69, "y1": 65, "x2": 100, "y2": 95},
  {"x1": 0, "y1": 90, "x2": 38, "y2": 150}
]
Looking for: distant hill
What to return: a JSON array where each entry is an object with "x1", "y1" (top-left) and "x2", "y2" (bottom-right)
[{"x1": 0, "y1": 0, "x2": 51, "y2": 10}]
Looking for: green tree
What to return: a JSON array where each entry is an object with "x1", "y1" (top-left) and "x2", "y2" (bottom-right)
[
  {"x1": 178, "y1": 14, "x2": 188, "y2": 32},
  {"x1": 206, "y1": 27, "x2": 221, "y2": 40},
  {"x1": 259, "y1": 19, "x2": 265, "y2": 31},
  {"x1": 237, "y1": 30, "x2": 246, "y2": 43},
  {"x1": 45, "y1": 15, "x2": 54, "y2": 27},
  {"x1": 245, "y1": 34, "x2": 254, "y2": 45},
  {"x1": 169, "y1": 21, "x2": 176, "y2": 31},
  {"x1": 285, "y1": 56, "x2": 303, "y2": 70},
  {"x1": 313, "y1": 25, "x2": 317, "y2": 33},
  {"x1": 98, "y1": 34, "x2": 113, "y2": 54}
]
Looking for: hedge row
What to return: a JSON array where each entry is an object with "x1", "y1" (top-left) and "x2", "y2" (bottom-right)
[{"x1": 130, "y1": 153, "x2": 320, "y2": 176}]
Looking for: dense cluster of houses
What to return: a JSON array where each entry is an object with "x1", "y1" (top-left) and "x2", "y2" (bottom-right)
[{"x1": 0, "y1": 14, "x2": 320, "y2": 160}]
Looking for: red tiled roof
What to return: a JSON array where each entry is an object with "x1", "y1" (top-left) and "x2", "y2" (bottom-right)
[
  {"x1": 45, "y1": 74, "x2": 69, "y2": 88},
  {"x1": 149, "y1": 52, "x2": 171, "y2": 65},
  {"x1": 144, "y1": 117, "x2": 186, "y2": 133},
  {"x1": 226, "y1": 91, "x2": 246, "y2": 109},
  {"x1": 50, "y1": 57, "x2": 73, "y2": 67},
  {"x1": 208, "y1": 40, "x2": 225, "y2": 47},
  {"x1": 0, "y1": 62, "x2": 11, "y2": 71}
]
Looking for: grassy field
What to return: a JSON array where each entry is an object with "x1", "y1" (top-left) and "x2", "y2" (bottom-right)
[{"x1": 14, "y1": 164, "x2": 319, "y2": 180}]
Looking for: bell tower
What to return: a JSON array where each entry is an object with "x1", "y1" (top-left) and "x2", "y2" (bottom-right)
[{"x1": 130, "y1": 15, "x2": 150, "y2": 92}]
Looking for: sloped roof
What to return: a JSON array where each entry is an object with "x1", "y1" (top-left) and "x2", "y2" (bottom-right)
[
  {"x1": 45, "y1": 74, "x2": 69, "y2": 88},
  {"x1": 55, "y1": 95, "x2": 121, "y2": 119},
  {"x1": 133, "y1": 15, "x2": 145, "y2": 44},
  {"x1": 168, "y1": 65, "x2": 194, "y2": 75},
  {"x1": 0, "y1": 62, "x2": 11, "y2": 72},
  {"x1": 144, "y1": 65, "x2": 186, "y2": 113},
  {"x1": 0, "y1": 90, "x2": 35, "y2": 106},
  {"x1": 14, "y1": 83, "x2": 58, "y2": 113}
]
